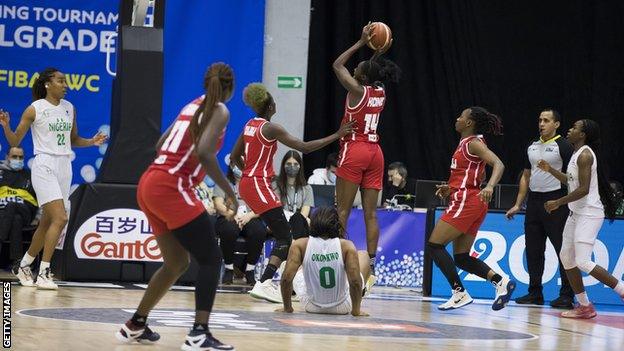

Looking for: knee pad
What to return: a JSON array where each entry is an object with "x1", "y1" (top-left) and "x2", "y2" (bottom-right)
[
  {"x1": 576, "y1": 259, "x2": 596, "y2": 273},
  {"x1": 272, "y1": 237, "x2": 292, "y2": 261}
]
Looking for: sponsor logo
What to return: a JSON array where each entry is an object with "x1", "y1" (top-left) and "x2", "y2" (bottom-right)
[
  {"x1": 73, "y1": 208, "x2": 162, "y2": 262},
  {"x1": 462, "y1": 231, "x2": 624, "y2": 287}
]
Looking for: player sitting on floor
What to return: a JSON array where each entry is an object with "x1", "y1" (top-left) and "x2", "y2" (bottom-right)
[{"x1": 276, "y1": 206, "x2": 370, "y2": 316}]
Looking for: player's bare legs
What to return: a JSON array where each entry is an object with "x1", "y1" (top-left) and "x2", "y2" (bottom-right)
[
  {"x1": 360, "y1": 188, "x2": 380, "y2": 260},
  {"x1": 39, "y1": 200, "x2": 68, "y2": 262},
  {"x1": 335, "y1": 177, "x2": 359, "y2": 235}
]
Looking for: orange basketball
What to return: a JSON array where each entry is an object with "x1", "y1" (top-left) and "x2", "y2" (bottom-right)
[{"x1": 367, "y1": 22, "x2": 392, "y2": 51}]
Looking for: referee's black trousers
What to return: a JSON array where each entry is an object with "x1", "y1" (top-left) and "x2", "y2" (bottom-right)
[{"x1": 525, "y1": 190, "x2": 573, "y2": 298}]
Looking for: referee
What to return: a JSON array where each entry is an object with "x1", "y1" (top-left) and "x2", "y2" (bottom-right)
[{"x1": 505, "y1": 109, "x2": 574, "y2": 309}]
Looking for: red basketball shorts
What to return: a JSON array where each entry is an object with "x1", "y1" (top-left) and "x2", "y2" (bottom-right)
[
  {"x1": 440, "y1": 188, "x2": 488, "y2": 236},
  {"x1": 336, "y1": 142, "x2": 384, "y2": 190},
  {"x1": 137, "y1": 169, "x2": 206, "y2": 236},
  {"x1": 238, "y1": 176, "x2": 282, "y2": 215}
]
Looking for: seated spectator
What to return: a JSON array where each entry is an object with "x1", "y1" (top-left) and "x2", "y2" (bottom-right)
[
  {"x1": 273, "y1": 150, "x2": 314, "y2": 239},
  {"x1": 308, "y1": 153, "x2": 337, "y2": 185},
  {"x1": 0, "y1": 146, "x2": 38, "y2": 267},
  {"x1": 213, "y1": 163, "x2": 267, "y2": 286},
  {"x1": 609, "y1": 180, "x2": 624, "y2": 216},
  {"x1": 382, "y1": 161, "x2": 416, "y2": 208}
]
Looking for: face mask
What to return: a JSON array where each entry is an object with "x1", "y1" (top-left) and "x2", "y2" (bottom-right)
[
  {"x1": 327, "y1": 171, "x2": 336, "y2": 183},
  {"x1": 232, "y1": 166, "x2": 243, "y2": 178},
  {"x1": 285, "y1": 164, "x2": 300, "y2": 177},
  {"x1": 9, "y1": 159, "x2": 24, "y2": 171}
]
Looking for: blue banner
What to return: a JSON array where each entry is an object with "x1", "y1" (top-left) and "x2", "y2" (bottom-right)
[
  {"x1": 1, "y1": 0, "x2": 265, "y2": 189},
  {"x1": 431, "y1": 209, "x2": 624, "y2": 305},
  {"x1": 162, "y1": 1, "x2": 265, "y2": 171},
  {"x1": 347, "y1": 209, "x2": 426, "y2": 288}
]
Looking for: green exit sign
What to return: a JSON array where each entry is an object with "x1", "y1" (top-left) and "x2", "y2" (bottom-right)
[{"x1": 277, "y1": 76, "x2": 303, "y2": 89}]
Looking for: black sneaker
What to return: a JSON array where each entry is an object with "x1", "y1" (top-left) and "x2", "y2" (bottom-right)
[
  {"x1": 182, "y1": 331, "x2": 235, "y2": 351},
  {"x1": 514, "y1": 293, "x2": 544, "y2": 305},
  {"x1": 549, "y1": 295, "x2": 574, "y2": 309},
  {"x1": 244, "y1": 270, "x2": 256, "y2": 286},
  {"x1": 221, "y1": 269, "x2": 234, "y2": 285},
  {"x1": 115, "y1": 321, "x2": 160, "y2": 344}
]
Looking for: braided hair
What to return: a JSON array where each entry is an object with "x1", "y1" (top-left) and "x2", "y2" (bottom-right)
[
  {"x1": 468, "y1": 106, "x2": 504, "y2": 136},
  {"x1": 309, "y1": 207, "x2": 344, "y2": 239},
  {"x1": 32, "y1": 67, "x2": 59, "y2": 101},
  {"x1": 580, "y1": 119, "x2": 618, "y2": 221},
  {"x1": 359, "y1": 55, "x2": 401, "y2": 88},
  {"x1": 189, "y1": 62, "x2": 235, "y2": 148}
]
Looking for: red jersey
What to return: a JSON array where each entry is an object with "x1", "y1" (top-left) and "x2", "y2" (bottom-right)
[
  {"x1": 447, "y1": 135, "x2": 486, "y2": 191},
  {"x1": 242, "y1": 117, "x2": 277, "y2": 178},
  {"x1": 340, "y1": 85, "x2": 386, "y2": 143},
  {"x1": 148, "y1": 96, "x2": 225, "y2": 187}
]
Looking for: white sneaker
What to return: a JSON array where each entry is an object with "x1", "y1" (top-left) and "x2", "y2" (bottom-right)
[
  {"x1": 36, "y1": 267, "x2": 58, "y2": 290},
  {"x1": 115, "y1": 322, "x2": 160, "y2": 344},
  {"x1": 363, "y1": 275, "x2": 377, "y2": 297},
  {"x1": 438, "y1": 288, "x2": 473, "y2": 310},
  {"x1": 12, "y1": 264, "x2": 36, "y2": 287},
  {"x1": 249, "y1": 280, "x2": 282, "y2": 303},
  {"x1": 492, "y1": 276, "x2": 516, "y2": 311},
  {"x1": 181, "y1": 330, "x2": 234, "y2": 351}
]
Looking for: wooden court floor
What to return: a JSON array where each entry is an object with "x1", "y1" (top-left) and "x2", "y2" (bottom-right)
[{"x1": 7, "y1": 280, "x2": 624, "y2": 350}]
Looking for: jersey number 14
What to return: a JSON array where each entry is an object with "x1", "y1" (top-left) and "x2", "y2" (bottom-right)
[{"x1": 363, "y1": 113, "x2": 380, "y2": 142}]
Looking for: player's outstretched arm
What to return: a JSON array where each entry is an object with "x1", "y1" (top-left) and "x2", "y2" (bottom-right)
[
  {"x1": 263, "y1": 121, "x2": 355, "y2": 154},
  {"x1": 343, "y1": 240, "x2": 367, "y2": 317},
  {"x1": 229, "y1": 133, "x2": 245, "y2": 172},
  {"x1": 332, "y1": 24, "x2": 373, "y2": 99},
  {"x1": 70, "y1": 109, "x2": 108, "y2": 147},
  {"x1": 278, "y1": 241, "x2": 304, "y2": 313},
  {"x1": 0, "y1": 107, "x2": 35, "y2": 147}
]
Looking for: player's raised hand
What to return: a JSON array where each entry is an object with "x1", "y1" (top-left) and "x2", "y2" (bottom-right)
[
  {"x1": 0, "y1": 109, "x2": 10, "y2": 128},
  {"x1": 358, "y1": 22, "x2": 376, "y2": 45},
  {"x1": 91, "y1": 132, "x2": 108, "y2": 146},
  {"x1": 337, "y1": 120, "x2": 356, "y2": 138}
]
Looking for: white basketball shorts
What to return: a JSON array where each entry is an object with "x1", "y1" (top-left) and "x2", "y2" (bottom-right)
[{"x1": 31, "y1": 153, "x2": 72, "y2": 210}]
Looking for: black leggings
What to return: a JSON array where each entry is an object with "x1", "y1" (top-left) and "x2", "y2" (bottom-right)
[
  {"x1": 215, "y1": 216, "x2": 267, "y2": 265},
  {"x1": 259, "y1": 207, "x2": 292, "y2": 261},
  {"x1": 289, "y1": 212, "x2": 309, "y2": 240},
  {"x1": 172, "y1": 213, "x2": 222, "y2": 312}
]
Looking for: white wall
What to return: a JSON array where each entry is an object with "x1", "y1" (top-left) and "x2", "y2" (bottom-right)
[{"x1": 262, "y1": 0, "x2": 311, "y2": 172}]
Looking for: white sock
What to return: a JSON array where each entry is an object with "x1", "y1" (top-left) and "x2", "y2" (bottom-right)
[
  {"x1": 576, "y1": 292, "x2": 590, "y2": 306},
  {"x1": 20, "y1": 253, "x2": 36, "y2": 267},
  {"x1": 614, "y1": 281, "x2": 624, "y2": 297},
  {"x1": 246, "y1": 264, "x2": 256, "y2": 272},
  {"x1": 39, "y1": 261, "x2": 51, "y2": 273},
  {"x1": 224, "y1": 264, "x2": 234, "y2": 270}
]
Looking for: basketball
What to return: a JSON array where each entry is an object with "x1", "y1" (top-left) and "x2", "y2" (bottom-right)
[{"x1": 367, "y1": 22, "x2": 392, "y2": 50}]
